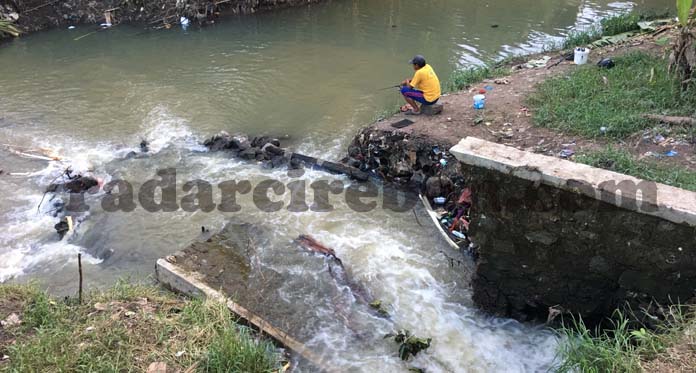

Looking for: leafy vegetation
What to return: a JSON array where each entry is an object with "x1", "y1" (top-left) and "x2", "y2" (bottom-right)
[
  {"x1": 555, "y1": 306, "x2": 696, "y2": 372},
  {"x1": 600, "y1": 12, "x2": 643, "y2": 36},
  {"x1": 575, "y1": 147, "x2": 696, "y2": 191},
  {"x1": 560, "y1": 11, "x2": 665, "y2": 50},
  {"x1": 562, "y1": 27, "x2": 603, "y2": 49},
  {"x1": 0, "y1": 281, "x2": 282, "y2": 372},
  {"x1": 0, "y1": 20, "x2": 21, "y2": 37},
  {"x1": 528, "y1": 52, "x2": 696, "y2": 138}
]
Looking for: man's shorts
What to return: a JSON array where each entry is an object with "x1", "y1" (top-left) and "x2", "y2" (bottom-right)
[{"x1": 400, "y1": 86, "x2": 439, "y2": 105}]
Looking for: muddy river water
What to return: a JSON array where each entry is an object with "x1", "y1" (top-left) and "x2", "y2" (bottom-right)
[{"x1": 0, "y1": 0, "x2": 671, "y2": 371}]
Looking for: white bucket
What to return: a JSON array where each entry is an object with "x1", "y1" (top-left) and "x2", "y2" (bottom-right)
[{"x1": 574, "y1": 48, "x2": 589, "y2": 65}]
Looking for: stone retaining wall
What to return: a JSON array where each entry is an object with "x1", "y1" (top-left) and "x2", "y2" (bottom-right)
[{"x1": 451, "y1": 137, "x2": 696, "y2": 323}]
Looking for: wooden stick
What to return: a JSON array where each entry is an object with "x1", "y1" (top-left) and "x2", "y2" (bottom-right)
[
  {"x1": 78, "y1": 253, "x2": 83, "y2": 304},
  {"x1": 643, "y1": 114, "x2": 696, "y2": 126},
  {"x1": 22, "y1": 0, "x2": 59, "y2": 14}
]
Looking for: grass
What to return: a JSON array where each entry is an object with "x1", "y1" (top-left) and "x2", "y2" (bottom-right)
[
  {"x1": 0, "y1": 281, "x2": 283, "y2": 372},
  {"x1": 528, "y1": 52, "x2": 696, "y2": 139},
  {"x1": 447, "y1": 66, "x2": 508, "y2": 92},
  {"x1": 575, "y1": 147, "x2": 696, "y2": 191},
  {"x1": 600, "y1": 12, "x2": 643, "y2": 36},
  {"x1": 555, "y1": 306, "x2": 696, "y2": 372},
  {"x1": 562, "y1": 27, "x2": 603, "y2": 50}
]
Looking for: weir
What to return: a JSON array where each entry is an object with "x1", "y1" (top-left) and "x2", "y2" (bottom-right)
[{"x1": 450, "y1": 137, "x2": 696, "y2": 322}]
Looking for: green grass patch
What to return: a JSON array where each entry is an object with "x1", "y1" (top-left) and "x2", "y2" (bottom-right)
[
  {"x1": 562, "y1": 27, "x2": 603, "y2": 50},
  {"x1": 447, "y1": 65, "x2": 508, "y2": 92},
  {"x1": 0, "y1": 281, "x2": 283, "y2": 372},
  {"x1": 555, "y1": 306, "x2": 696, "y2": 372},
  {"x1": 600, "y1": 12, "x2": 642, "y2": 36},
  {"x1": 576, "y1": 147, "x2": 696, "y2": 191},
  {"x1": 528, "y1": 52, "x2": 696, "y2": 139}
]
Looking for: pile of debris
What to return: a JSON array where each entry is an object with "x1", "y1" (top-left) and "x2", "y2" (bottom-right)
[
  {"x1": 345, "y1": 127, "x2": 478, "y2": 256},
  {"x1": 203, "y1": 131, "x2": 370, "y2": 181}
]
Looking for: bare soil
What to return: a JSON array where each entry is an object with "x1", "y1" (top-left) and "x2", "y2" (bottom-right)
[{"x1": 374, "y1": 28, "x2": 696, "y2": 171}]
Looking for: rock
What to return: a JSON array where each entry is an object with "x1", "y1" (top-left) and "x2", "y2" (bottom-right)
[
  {"x1": 524, "y1": 231, "x2": 558, "y2": 246},
  {"x1": 394, "y1": 161, "x2": 413, "y2": 177},
  {"x1": 345, "y1": 157, "x2": 362, "y2": 168},
  {"x1": 140, "y1": 140, "x2": 149, "y2": 153},
  {"x1": 421, "y1": 103, "x2": 443, "y2": 116},
  {"x1": 239, "y1": 147, "x2": 259, "y2": 160},
  {"x1": 146, "y1": 362, "x2": 169, "y2": 373},
  {"x1": 261, "y1": 143, "x2": 284, "y2": 156},
  {"x1": 47, "y1": 175, "x2": 98, "y2": 194},
  {"x1": 0, "y1": 313, "x2": 21, "y2": 328},
  {"x1": 425, "y1": 176, "x2": 453, "y2": 199},
  {"x1": 55, "y1": 219, "x2": 69, "y2": 239},
  {"x1": 64, "y1": 176, "x2": 99, "y2": 193},
  {"x1": 251, "y1": 136, "x2": 280, "y2": 148}
]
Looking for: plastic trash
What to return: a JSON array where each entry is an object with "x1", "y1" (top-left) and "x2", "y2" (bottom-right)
[
  {"x1": 484, "y1": 85, "x2": 494, "y2": 91},
  {"x1": 559, "y1": 149, "x2": 575, "y2": 158},
  {"x1": 452, "y1": 231, "x2": 466, "y2": 239},
  {"x1": 68, "y1": 26, "x2": 76, "y2": 30},
  {"x1": 180, "y1": 17, "x2": 190, "y2": 30},
  {"x1": 473, "y1": 94, "x2": 486, "y2": 109},
  {"x1": 600, "y1": 126, "x2": 608, "y2": 134},
  {"x1": 439, "y1": 159, "x2": 447, "y2": 167},
  {"x1": 574, "y1": 48, "x2": 589, "y2": 65},
  {"x1": 597, "y1": 58, "x2": 615, "y2": 69},
  {"x1": 434, "y1": 197, "x2": 446, "y2": 205},
  {"x1": 665, "y1": 150, "x2": 678, "y2": 157}
]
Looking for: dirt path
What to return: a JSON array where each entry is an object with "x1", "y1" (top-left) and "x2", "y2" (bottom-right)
[{"x1": 374, "y1": 29, "x2": 696, "y2": 172}]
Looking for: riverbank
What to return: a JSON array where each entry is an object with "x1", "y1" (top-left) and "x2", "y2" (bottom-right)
[
  {"x1": 0, "y1": 0, "x2": 322, "y2": 39},
  {"x1": 347, "y1": 12, "x2": 696, "y2": 372},
  {"x1": 0, "y1": 281, "x2": 285, "y2": 372},
  {"x1": 360, "y1": 16, "x2": 696, "y2": 191}
]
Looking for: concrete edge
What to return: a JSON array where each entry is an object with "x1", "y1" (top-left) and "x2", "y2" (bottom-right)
[
  {"x1": 450, "y1": 137, "x2": 696, "y2": 226},
  {"x1": 155, "y1": 258, "x2": 330, "y2": 371}
]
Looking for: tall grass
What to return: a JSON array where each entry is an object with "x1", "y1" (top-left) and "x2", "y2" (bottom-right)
[
  {"x1": 555, "y1": 311, "x2": 662, "y2": 372},
  {"x1": 600, "y1": 12, "x2": 643, "y2": 36},
  {"x1": 555, "y1": 305, "x2": 695, "y2": 372}
]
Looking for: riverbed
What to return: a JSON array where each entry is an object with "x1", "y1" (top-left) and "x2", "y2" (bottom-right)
[{"x1": 0, "y1": 0, "x2": 671, "y2": 371}]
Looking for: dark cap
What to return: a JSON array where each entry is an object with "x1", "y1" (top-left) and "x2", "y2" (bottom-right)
[{"x1": 409, "y1": 55, "x2": 426, "y2": 67}]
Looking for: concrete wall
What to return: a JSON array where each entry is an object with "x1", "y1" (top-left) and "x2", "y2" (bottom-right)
[{"x1": 451, "y1": 137, "x2": 696, "y2": 322}]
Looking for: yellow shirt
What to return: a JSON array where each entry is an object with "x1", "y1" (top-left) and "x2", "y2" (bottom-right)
[{"x1": 410, "y1": 64, "x2": 441, "y2": 102}]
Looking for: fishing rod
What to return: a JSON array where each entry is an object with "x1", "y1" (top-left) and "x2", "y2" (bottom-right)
[{"x1": 378, "y1": 84, "x2": 401, "y2": 91}]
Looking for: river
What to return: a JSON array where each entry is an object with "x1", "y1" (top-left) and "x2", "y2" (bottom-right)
[{"x1": 0, "y1": 0, "x2": 671, "y2": 371}]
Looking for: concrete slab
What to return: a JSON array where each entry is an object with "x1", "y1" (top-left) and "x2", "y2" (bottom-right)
[
  {"x1": 156, "y1": 258, "x2": 329, "y2": 371},
  {"x1": 450, "y1": 137, "x2": 696, "y2": 226}
]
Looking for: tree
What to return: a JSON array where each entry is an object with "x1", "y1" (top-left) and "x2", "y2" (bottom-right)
[{"x1": 670, "y1": 0, "x2": 696, "y2": 90}]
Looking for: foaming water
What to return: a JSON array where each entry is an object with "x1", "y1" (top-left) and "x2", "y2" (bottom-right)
[{"x1": 0, "y1": 0, "x2": 672, "y2": 370}]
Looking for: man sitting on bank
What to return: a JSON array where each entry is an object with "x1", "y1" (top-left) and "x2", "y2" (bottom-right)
[{"x1": 400, "y1": 55, "x2": 441, "y2": 115}]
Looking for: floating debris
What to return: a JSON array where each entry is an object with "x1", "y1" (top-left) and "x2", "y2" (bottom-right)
[
  {"x1": 384, "y1": 329, "x2": 432, "y2": 361},
  {"x1": 368, "y1": 300, "x2": 390, "y2": 317}
]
